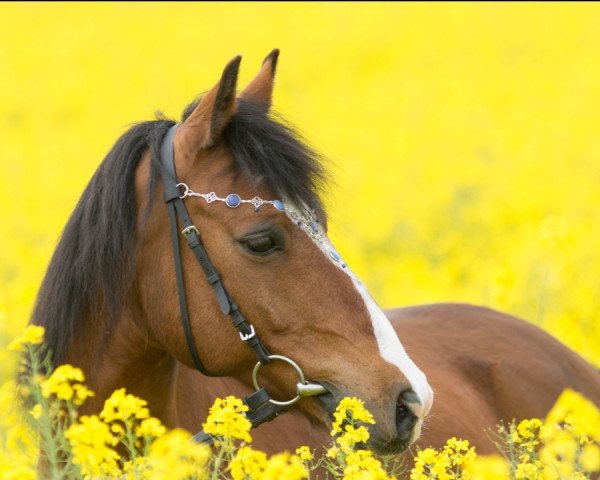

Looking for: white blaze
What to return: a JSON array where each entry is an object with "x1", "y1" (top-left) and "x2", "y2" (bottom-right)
[{"x1": 285, "y1": 202, "x2": 434, "y2": 423}]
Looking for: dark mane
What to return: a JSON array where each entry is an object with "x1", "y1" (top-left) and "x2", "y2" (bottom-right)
[
  {"x1": 30, "y1": 100, "x2": 328, "y2": 368},
  {"x1": 30, "y1": 119, "x2": 175, "y2": 366}
]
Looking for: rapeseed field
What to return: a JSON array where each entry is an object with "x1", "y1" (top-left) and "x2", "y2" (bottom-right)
[{"x1": 1, "y1": 3, "x2": 599, "y2": 478}]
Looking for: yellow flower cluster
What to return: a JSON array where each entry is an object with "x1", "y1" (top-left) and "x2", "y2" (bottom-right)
[
  {"x1": 228, "y1": 443, "x2": 312, "y2": 479},
  {"x1": 331, "y1": 396, "x2": 376, "y2": 435},
  {"x1": 257, "y1": 451, "x2": 308, "y2": 480},
  {"x1": 0, "y1": 380, "x2": 37, "y2": 480},
  {"x1": 62, "y1": 386, "x2": 172, "y2": 478},
  {"x1": 7, "y1": 325, "x2": 45, "y2": 352},
  {"x1": 3, "y1": 337, "x2": 600, "y2": 480},
  {"x1": 511, "y1": 417, "x2": 544, "y2": 459},
  {"x1": 326, "y1": 396, "x2": 396, "y2": 480},
  {"x1": 411, "y1": 438, "x2": 476, "y2": 480},
  {"x1": 100, "y1": 387, "x2": 150, "y2": 423},
  {"x1": 145, "y1": 429, "x2": 210, "y2": 480},
  {"x1": 202, "y1": 395, "x2": 253, "y2": 444},
  {"x1": 539, "y1": 389, "x2": 600, "y2": 478},
  {"x1": 412, "y1": 389, "x2": 600, "y2": 480},
  {"x1": 469, "y1": 455, "x2": 511, "y2": 480},
  {"x1": 295, "y1": 445, "x2": 314, "y2": 462},
  {"x1": 344, "y1": 449, "x2": 394, "y2": 480},
  {"x1": 40, "y1": 364, "x2": 94, "y2": 406},
  {"x1": 230, "y1": 445, "x2": 269, "y2": 479},
  {"x1": 65, "y1": 414, "x2": 121, "y2": 478}
]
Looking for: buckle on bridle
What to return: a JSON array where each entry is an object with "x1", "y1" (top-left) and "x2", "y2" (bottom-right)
[
  {"x1": 239, "y1": 324, "x2": 256, "y2": 341},
  {"x1": 181, "y1": 225, "x2": 199, "y2": 236}
]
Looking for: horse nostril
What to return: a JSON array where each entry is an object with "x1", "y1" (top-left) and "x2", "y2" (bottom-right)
[
  {"x1": 400, "y1": 388, "x2": 422, "y2": 406},
  {"x1": 396, "y1": 391, "x2": 418, "y2": 442}
]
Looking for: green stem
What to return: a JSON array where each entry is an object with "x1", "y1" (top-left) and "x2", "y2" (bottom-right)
[
  {"x1": 211, "y1": 440, "x2": 227, "y2": 480},
  {"x1": 124, "y1": 420, "x2": 139, "y2": 460},
  {"x1": 27, "y1": 346, "x2": 64, "y2": 479}
]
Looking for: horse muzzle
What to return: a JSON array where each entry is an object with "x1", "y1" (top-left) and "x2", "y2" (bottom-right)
[{"x1": 316, "y1": 384, "x2": 425, "y2": 455}]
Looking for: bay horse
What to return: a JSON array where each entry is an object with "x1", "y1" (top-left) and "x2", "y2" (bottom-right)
[
  {"x1": 27, "y1": 50, "x2": 600, "y2": 464},
  {"x1": 29, "y1": 50, "x2": 432, "y2": 455}
]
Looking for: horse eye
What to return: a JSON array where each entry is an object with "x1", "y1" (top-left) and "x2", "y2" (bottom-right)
[{"x1": 242, "y1": 235, "x2": 279, "y2": 256}]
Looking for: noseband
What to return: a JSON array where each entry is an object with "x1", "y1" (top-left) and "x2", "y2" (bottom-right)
[{"x1": 158, "y1": 124, "x2": 326, "y2": 441}]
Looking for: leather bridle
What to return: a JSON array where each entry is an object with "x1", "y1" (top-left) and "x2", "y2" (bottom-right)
[{"x1": 158, "y1": 124, "x2": 326, "y2": 442}]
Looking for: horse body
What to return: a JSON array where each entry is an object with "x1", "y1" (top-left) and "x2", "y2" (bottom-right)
[{"x1": 390, "y1": 303, "x2": 600, "y2": 455}]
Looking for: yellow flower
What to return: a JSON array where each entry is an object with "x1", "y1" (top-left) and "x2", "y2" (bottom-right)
[
  {"x1": 295, "y1": 445, "x2": 313, "y2": 462},
  {"x1": 443, "y1": 437, "x2": 476, "y2": 468},
  {"x1": 146, "y1": 429, "x2": 210, "y2": 480},
  {"x1": 411, "y1": 447, "x2": 441, "y2": 480},
  {"x1": 343, "y1": 425, "x2": 371, "y2": 444},
  {"x1": 202, "y1": 395, "x2": 252, "y2": 443},
  {"x1": 410, "y1": 438, "x2": 476, "y2": 480},
  {"x1": 73, "y1": 383, "x2": 95, "y2": 405},
  {"x1": 336, "y1": 432, "x2": 355, "y2": 454},
  {"x1": 514, "y1": 460, "x2": 544, "y2": 480},
  {"x1": 230, "y1": 445, "x2": 268, "y2": 479},
  {"x1": 5, "y1": 423, "x2": 38, "y2": 468},
  {"x1": 110, "y1": 422, "x2": 125, "y2": 436},
  {"x1": 65, "y1": 415, "x2": 121, "y2": 478},
  {"x1": 510, "y1": 417, "x2": 544, "y2": 455},
  {"x1": 344, "y1": 449, "x2": 392, "y2": 480},
  {"x1": 580, "y1": 443, "x2": 600, "y2": 472},
  {"x1": 470, "y1": 455, "x2": 510, "y2": 480},
  {"x1": 326, "y1": 446, "x2": 340, "y2": 459},
  {"x1": 28, "y1": 404, "x2": 42, "y2": 420},
  {"x1": 8, "y1": 325, "x2": 45, "y2": 351},
  {"x1": 331, "y1": 397, "x2": 376, "y2": 434},
  {"x1": 537, "y1": 389, "x2": 600, "y2": 476},
  {"x1": 100, "y1": 388, "x2": 150, "y2": 423},
  {"x1": 0, "y1": 465, "x2": 37, "y2": 480},
  {"x1": 543, "y1": 389, "x2": 600, "y2": 442},
  {"x1": 540, "y1": 429, "x2": 578, "y2": 464},
  {"x1": 136, "y1": 417, "x2": 167, "y2": 438},
  {"x1": 40, "y1": 364, "x2": 94, "y2": 405},
  {"x1": 262, "y1": 452, "x2": 308, "y2": 480}
]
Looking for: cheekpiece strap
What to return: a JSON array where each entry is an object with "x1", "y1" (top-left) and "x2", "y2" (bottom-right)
[
  {"x1": 160, "y1": 125, "x2": 211, "y2": 376},
  {"x1": 159, "y1": 124, "x2": 272, "y2": 377}
]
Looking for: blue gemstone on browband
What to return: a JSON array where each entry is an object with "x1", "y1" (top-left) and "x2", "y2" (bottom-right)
[
  {"x1": 225, "y1": 194, "x2": 241, "y2": 208},
  {"x1": 329, "y1": 248, "x2": 341, "y2": 262},
  {"x1": 273, "y1": 200, "x2": 285, "y2": 211},
  {"x1": 309, "y1": 222, "x2": 319, "y2": 233}
]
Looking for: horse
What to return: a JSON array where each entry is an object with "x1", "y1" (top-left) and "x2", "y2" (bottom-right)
[
  {"x1": 28, "y1": 50, "x2": 432, "y2": 457},
  {"x1": 27, "y1": 50, "x2": 600, "y2": 465}
]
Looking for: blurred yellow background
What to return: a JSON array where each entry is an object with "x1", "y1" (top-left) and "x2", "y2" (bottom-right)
[{"x1": 1, "y1": 1, "x2": 599, "y2": 386}]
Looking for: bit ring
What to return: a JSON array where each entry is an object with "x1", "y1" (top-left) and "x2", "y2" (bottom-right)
[{"x1": 252, "y1": 355, "x2": 305, "y2": 406}]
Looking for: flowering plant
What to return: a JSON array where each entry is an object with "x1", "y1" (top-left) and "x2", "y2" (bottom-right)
[{"x1": 2, "y1": 325, "x2": 600, "y2": 479}]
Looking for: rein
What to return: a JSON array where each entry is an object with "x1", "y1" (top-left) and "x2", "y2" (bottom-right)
[{"x1": 158, "y1": 125, "x2": 326, "y2": 443}]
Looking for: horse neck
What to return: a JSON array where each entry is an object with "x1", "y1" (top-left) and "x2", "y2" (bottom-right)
[
  {"x1": 65, "y1": 305, "x2": 178, "y2": 421},
  {"x1": 64, "y1": 307, "x2": 330, "y2": 451}
]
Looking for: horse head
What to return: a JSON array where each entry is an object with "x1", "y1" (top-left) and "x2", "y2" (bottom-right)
[{"x1": 133, "y1": 51, "x2": 433, "y2": 453}]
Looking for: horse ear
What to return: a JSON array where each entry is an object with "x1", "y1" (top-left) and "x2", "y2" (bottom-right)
[
  {"x1": 239, "y1": 49, "x2": 279, "y2": 113},
  {"x1": 178, "y1": 55, "x2": 241, "y2": 156}
]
